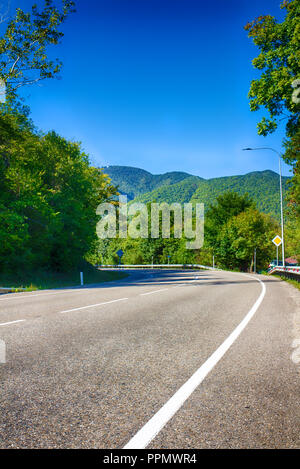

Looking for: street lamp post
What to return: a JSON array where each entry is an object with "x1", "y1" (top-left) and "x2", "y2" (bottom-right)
[{"x1": 243, "y1": 147, "x2": 285, "y2": 268}]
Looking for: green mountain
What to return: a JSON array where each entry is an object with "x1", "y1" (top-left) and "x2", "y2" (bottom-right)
[
  {"x1": 190, "y1": 171, "x2": 289, "y2": 217},
  {"x1": 134, "y1": 176, "x2": 203, "y2": 204},
  {"x1": 104, "y1": 165, "x2": 289, "y2": 219},
  {"x1": 103, "y1": 165, "x2": 195, "y2": 200}
]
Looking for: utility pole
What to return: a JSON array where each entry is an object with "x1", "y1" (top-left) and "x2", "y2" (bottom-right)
[
  {"x1": 278, "y1": 155, "x2": 285, "y2": 267},
  {"x1": 243, "y1": 147, "x2": 285, "y2": 267}
]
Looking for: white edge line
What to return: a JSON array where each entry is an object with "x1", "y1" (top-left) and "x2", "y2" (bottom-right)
[
  {"x1": 140, "y1": 289, "x2": 169, "y2": 296},
  {"x1": 60, "y1": 297, "x2": 128, "y2": 314},
  {"x1": 124, "y1": 276, "x2": 266, "y2": 449},
  {"x1": 0, "y1": 319, "x2": 26, "y2": 327}
]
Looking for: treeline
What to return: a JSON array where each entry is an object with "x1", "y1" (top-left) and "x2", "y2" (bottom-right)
[
  {"x1": 97, "y1": 192, "x2": 286, "y2": 272},
  {"x1": 0, "y1": 106, "x2": 117, "y2": 273}
]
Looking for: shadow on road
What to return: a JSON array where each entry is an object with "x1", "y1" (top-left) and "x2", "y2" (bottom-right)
[{"x1": 58, "y1": 269, "x2": 279, "y2": 291}]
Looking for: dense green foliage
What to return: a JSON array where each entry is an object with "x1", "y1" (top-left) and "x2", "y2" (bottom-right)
[
  {"x1": 96, "y1": 192, "x2": 280, "y2": 272},
  {"x1": 98, "y1": 203, "x2": 198, "y2": 266},
  {"x1": 285, "y1": 218, "x2": 300, "y2": 261},
  {"x1": 101, "y1": 166, "x2": 294, "y2": 271},
  {"x1": 0, "y1": 107, "x2": 117, "y2": 273},
  {"x1": 217, "y1": 209, "x2": 277, "y2": 271},
  {"x1": 0, "y1": 0, "x2": 75, "y2": 101},
  {"x1": 244, "y1": 0, "x2": 299, "y2": 138},
  {"x1": 0, "y1": 0, "x2": 123, "y2": 284},
  {"x1": 245, "y1": 0, "x2": 300, "y2": 217},
  {"x1": 0, "y1": 1, "x2": 297, "y2": 281},
  {"x1": 284, "y1": 126, "x2": 300, "y2": 216},
  {"x1": 106, "y1": 166, "x2": 289, "y2": 219},
  {"x1": 204, "y1": 193, "x2": 278, "y2": 271},
  {"x1": 134, "y1": 176, "x2": 203, "y2": 205},
  {"x1": 190, "y1": 171, "x2": 289, "y2": 219},
  {"x1": 204, "y1": 192, "x2": 255, "y2": 252}
]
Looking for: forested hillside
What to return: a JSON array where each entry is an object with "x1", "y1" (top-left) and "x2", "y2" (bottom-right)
[
  {"x1": 105, "y1": 166, "x2": 289, "y2": 218},
  {"x1": 133, "y1": 176, "x2": 203, "y2": 204},
  {"x1": 190, "y1": 171, "x2": 289, "y2": 218},
  {"x1": 103, "y1": 165, "x2": 196, "y2": 200}
]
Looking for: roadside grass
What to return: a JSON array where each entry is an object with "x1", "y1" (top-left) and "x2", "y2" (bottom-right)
[
  {"x1": 0, "y1": 266, "x2": 128, "y2": 291},
  {"x1": 272, "y1": 274, "x2": 300, "y2": 291}
]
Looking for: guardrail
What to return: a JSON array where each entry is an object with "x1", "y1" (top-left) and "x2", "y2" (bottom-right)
[
  {"x1": 100, "y1": 263, "x2": 300, "y2": 282},
  {"x1": 268, "y1": 265, "x2": 300, "y2": 282},
  {"x1": 0, "y1": 288, "x2": 14, "y2": 294},
  {"x1": 0, "y1": 287, "x2": 27, "y2": 295}
]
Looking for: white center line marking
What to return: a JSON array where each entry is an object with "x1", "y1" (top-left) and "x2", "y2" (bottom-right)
[
  {"x1": 124, "y1": 275, "x2": 266, "y2": 449},
  {"x1": 0, "y1": 319, "x2": 26, "y2": 327},
  {"x1": 0, "y1": 289, "x2": 94, "y2": 301},
  {"x1": 60, "y1": 297, "x2": 128, "y2": 314},
  {"x1": 140, "y1": 289, "x2": 169, "y2": 296}
]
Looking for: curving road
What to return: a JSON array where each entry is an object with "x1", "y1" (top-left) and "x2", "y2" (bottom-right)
[{"x1": 0, "y1": 269, "x2": 299, "y2": 448}]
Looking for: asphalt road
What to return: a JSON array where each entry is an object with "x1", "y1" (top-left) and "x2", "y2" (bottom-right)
[{"x1": 0, "y1": 269, "x2": 299, "y2": 449}]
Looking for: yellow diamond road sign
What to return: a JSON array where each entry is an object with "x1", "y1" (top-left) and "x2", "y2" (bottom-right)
[{"x1": 272, "y1": 235, "x2": 282, "y2": 247}]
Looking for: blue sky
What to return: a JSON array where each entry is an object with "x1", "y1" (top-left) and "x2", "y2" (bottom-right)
[{"x1": 10, "y1": 0, "x2": 291, "y2": 178}]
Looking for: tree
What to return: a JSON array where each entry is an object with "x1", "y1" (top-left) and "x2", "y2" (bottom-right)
[
  {"x1": 218, "y1": 208, "x2": 277, "y2": 271},
  {"x1": 245, "y1": 0, "x2": 300, "y2": 213},
  {"x1": 0, "y1": 110, "x2": 118, "y2": 272},
  {"x1": 0, "y1": 0, "x2": 75, "y2": 101},
  {"x1": 0, "y1": 1, "x2": 123, "y2": 275},
  {"x1": 244, "y1": 0, "x2": 299, "y2": 138},
  {"x1": 204, "y1": 192, "x2": 278, "y2": 270},
  {"x1": 205, "y1": 191, "x2": 254, "y2": 250},
  {"x1": 284, "y1": 126, "x2": 300, "y2": 216},
  {"x1": 285, "y1": 218, "x2": 300, "y2": 260}
]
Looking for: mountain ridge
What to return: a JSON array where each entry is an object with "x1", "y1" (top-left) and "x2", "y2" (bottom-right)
[
  {"x1": 103, "y1": 165, "x2": 289, "y2": 218},
  {"x1": 103, "y1": 165, "x2": 195, "y2": 200}
]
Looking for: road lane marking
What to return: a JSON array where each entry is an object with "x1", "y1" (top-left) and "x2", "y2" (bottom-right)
[
  {"x1": 0, "y1": 320, "x2": 26, "y2": 327},
  {"x1": 291, "y1": 339, "x2": 300, "y2": 364},
  {"x1": 172, "y1": 281, "x2": 197, "y2": 288},
  {"x1": 60, "y1": 297, "x2": 128, "y2": 314},
  {"x1": 140, "y1": 289, "x2": 169, "y2": 296},
  {"x1": 124, "y1": 275, "x2": 266, "y2": 449},
  {"x1": 0, "y1": 289, "x2": 94, "y2": 301}
]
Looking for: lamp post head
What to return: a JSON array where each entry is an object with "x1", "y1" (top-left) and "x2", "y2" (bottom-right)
[{"x1": 242, "y1": 148, "x2": 253, "y2": 151}]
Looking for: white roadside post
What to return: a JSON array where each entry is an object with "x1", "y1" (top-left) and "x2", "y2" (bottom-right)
[
  {"x1": 80, "y1": 272, "x2": 84, "y2": 286},
  {"x1": 0, "y1": 339, "x2": 5, "y2": 364}
]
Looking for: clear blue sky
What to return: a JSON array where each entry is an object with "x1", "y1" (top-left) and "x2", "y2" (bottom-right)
[{"x1": 12, "y1": 0, "x2": 291, "y2": 178}]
